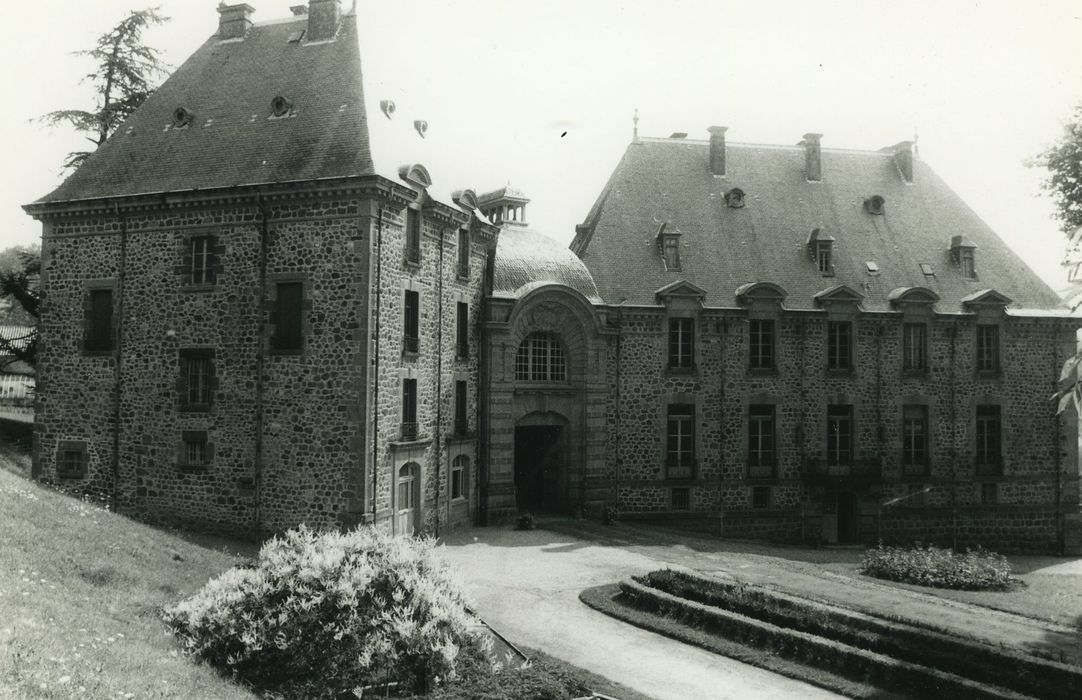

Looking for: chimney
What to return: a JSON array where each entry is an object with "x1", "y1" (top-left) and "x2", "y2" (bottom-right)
[
  {"x1": 708, "y1": 126, "x2": 728, "y2": 177},
  {"x1": 802, "y1": 133, "x2": 823, "y2": 182},
  {"x1": 893, "y1": 140, "x2": 914, "y2": 183},
  {"x1": 217, "y1": 3, "x2": 255, "y2": 40},
  {"x1": 307, "y1": 0, "x2": 342, "y2": 42}
]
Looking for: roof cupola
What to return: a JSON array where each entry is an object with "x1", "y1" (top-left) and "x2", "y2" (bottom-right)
[{"x1": 478, "y1": 186, "x2": 529, "y2": 227}]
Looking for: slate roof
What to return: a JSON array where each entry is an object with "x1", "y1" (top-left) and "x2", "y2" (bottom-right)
[
  {"x1": 35, "y1": 13, "x2": 373, "y2": 205},
  {"x1": 493, "y1": 226, "x2": 601, "y2": 302},
  {"x1": 573, "y1": 137, "x2": 1065, "y2": 313}
]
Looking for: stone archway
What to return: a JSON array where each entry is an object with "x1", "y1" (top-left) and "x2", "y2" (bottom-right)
[{"x1": 514, "y1": 411, "x2": 569, "y2": 513}]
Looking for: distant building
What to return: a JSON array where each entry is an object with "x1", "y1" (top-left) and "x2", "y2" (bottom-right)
[
  {"x1": 23, "y1": 1, "x2": 1082, "y2": 552},
  {"x1": 0, "y1": 325, "x2": 34, "y2": 423}
]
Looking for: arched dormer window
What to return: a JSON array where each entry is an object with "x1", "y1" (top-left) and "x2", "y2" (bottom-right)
[
  {"x1": 725, "y1": 188, "x2": 745, "y2": 208},
  {"x1": 863, "y1": 195, "x2": 886, "y2": 215},
  {"x1": 515, "y1": 332, "x2": 566, "y2": 382}
]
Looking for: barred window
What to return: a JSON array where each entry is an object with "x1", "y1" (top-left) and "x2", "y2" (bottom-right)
[
  {"x1": 182, "y1": 431, "x2": 210, "y2": 470},
  {"x1": 515, "y1": 333, "x2": 566, "y2": 382},
  {"x1": 58, "y1": 449, "x2": 87, "y2": 479},
  {"x1": 752, "y1": 486, "x2": 771, "y2": 509},
  {"x1": 749, "y1": 319, "x2": 774, "y2": 370},
  {"x1": 902, "y1": 323, "x2": 927, "y2": 372},
  {"x1": 668, "y1": 318, "x2": 694, "y2": 369}
]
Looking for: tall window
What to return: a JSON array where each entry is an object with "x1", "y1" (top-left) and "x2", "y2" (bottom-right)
[
  {"x1": 666, "y1": 404, "x2": 695, "y2": 478},
  {"x1": 816, "y1": 242, "x2": 832, "y2": 274},
  {"x1": 749, "y1": 319, "x2": 774, "y2": 370},
  {"x1": 85, "y1": 288, "x2": 114, "y2": 352},
  {"x1": 975, "y1": 405, "x2": 1001, "y2": 474},
  {"x1": 454, "y1": 380, "x2": 468, "y2": 435},
  {"x1": 271, "y1": 282, "x2": 303, "y2": 352},
  {"x1": 901, "y1": 405, "x2": 928, "y2": 475},
  {"x1": 401, "y1": 378, "x2": 418, "y2": 440},
  {"x1": 747, "y1": 405, "x2": 775, "y2": 477},
  {"x1": 662, "y1": 236, "x2": 680, "y2": 270},
  {"x1": 975, "y1": 325, "x2": 999, "y2": 374},
  {"x1": 902, "y1": 323, "x2": 927, "y2": 373},
  {"x1": 189, "y1": 235, "x2": 216, "y2": 285},
  {"x1": 960, "y1": 248, "x2": 976, "y2": 278},
  {"x1": 668, "y1": 318, "x2": 694, "y2": 370},
  {"x1": 456, "y1": 229, "x2": 470, "y2": 277},
  {"x1": 403, "y1": 290, "x2": 420, "y2": 354},
  {"x1": 456, "y1": 302, "x2": 469, "y2": 359},
  {"x1": 451, "y1": 455, "x2": 469, "y2": 500},
  {"x1": 515, "y1": 333, "x2": 566, "y2": 382},
  {"x1": 405, "y1": 208, "x2": 421, "y2": 264},
  {"x1": 827, "y1": 321, "x2": 852, "y2": 371},
  {"x1": 826, "y1": 405, "x2": 853, "y2": 467},
  {"x1": 179, "y1": 350, "x2": 214, "y2": 410}
]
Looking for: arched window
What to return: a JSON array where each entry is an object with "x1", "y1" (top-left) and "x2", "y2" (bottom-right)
[{"x1": 515, "y1": 332, "x2": 566, "y2": 382}]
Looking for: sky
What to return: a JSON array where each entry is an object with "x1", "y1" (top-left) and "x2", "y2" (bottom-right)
[{"x1": 2, "y1": 0, "x2": 1080, "y2": 289}]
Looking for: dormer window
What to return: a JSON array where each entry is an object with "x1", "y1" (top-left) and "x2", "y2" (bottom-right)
[
  {"x1": 864, "y1": 195, "x2": 886, "y2": 215},
  {"x1": 270, "y1": 96, "x2": 293, "y2": 117},
  {"x1": 656, "y1": 223, "x2": 682, "y2": 271},
  {"x1": 172, "y1": 107, "x2": 194, "y2": 128},
  {"x1": 806, "y1": 228, "x2": 835, "y2": 276},
  {"x1": 725, "y1": 188, "x2": 745, "y2": 208},
  {"x1": 950, "y1": 235, "x2": 977, "y2": 278}
]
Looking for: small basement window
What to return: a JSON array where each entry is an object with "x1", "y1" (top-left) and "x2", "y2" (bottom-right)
[{"x1": 671, "y1": 487, "x2": 691, "y2": 511}]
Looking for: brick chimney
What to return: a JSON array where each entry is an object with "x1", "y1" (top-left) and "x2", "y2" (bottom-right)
[
  {"x1": 217, "y1": 3, "x2": 255, "y2": 40},
  {"x1": 802, "y1": 133, "x2": 823, "y2": 182},
  {"x1": 893, "y1": 140, "x2": 914, "y2": 183},
  {"x1": 307, "y1": 0, "x2": 342, "y2": 42},
  {"x1": 708, "y1": 126, "x2": 728, "y2": 177}
]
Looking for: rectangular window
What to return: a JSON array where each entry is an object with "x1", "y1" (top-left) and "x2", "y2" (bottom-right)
[
  {"x1": 975, "y1": 405, "x2": 1001, "y2": 474},
  {"x1": 179, "y1": 350, "x2": 214, "y2": 410},
  {"x1": 975, "y1": 325, "x2": 999, "y2": 374},
  {"x1": 271, "y1": 282, "x2": 303, "y2": 352},
  {"x1": 454, "y1": 380, "x2": 468, "y2": 435},
  {"x1": 190, "y1": 235, "x2": 216, "y2": 285},
  {"x1": 827, "y1": 321, "x2": 852, "y2": 371},
  {"x1": 181, "y1": 431, "x2": 210, "y2": 470},
  {"x1": 451, "y1": 458, "x2": 466, "y2": 500},
  {"x1": 751, "y1": 486, "x2": 771, "y2": 509},
  {"x1": 960, "y1": 248, "x2": 976, "y2": 278},
  {"x1": 749, "y1": 319, "x2": 775, "y2": 370},
  {"x1": 85, "y1": 288, "x2": 114, "y2": 352},
  {"x1": 671, "y1": 487, "x2": 690, "y2": 511},
  {"x1": 456, "y1": 302, "x2": 469, "y2": 360},
  {"x1": 668, "y1": 318, "x2": 694, "y2": 370},
  {"x1": 901, "y1": 405, "x2": 928, "y2": 475},
  {"x1": 457, "y1": 229, "x2": 470, "y2": 278},
  {"x1": 816, "y1": 242, "x2": 832, "y2": 275},
  {"x1": 826, "y1": 404, "x2": 853, "y2": 467},
  {"x1": 401, "y1": 378, "x2": 418, "y2": 440},
  {"x1": 747, "y1": 405, "x2": 775, "y2": 477},
  {"x1": 405, "y1": 208, "x2": 421, "y2": 264},
  {"x1": 662, "y1": 236, "x2": 680, "y2": 271},
  {"x1": 666, "y1": 404, "x2": 695, "y2": 478},
  {"x1": 902, "y1": 323, "x2": 927, "y2": 373},
  {"x1": 403, "y1": 290, "x2": 420, "y2": 354},
  {"x1": 57, "y1": 448, "x2": 87, "y2": 479}
]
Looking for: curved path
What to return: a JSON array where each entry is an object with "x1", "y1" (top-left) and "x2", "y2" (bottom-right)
[{"x1": 439, "y1": 526, "x2": 841, "y2": 700}]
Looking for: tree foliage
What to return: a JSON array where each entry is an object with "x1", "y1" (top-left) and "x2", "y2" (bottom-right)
[
  {"x1": 1032, "y1": 103, "x2": 1082, "y2": 236},
  {"x1": 40, "y1": 7, "x2": 168, "y2": 171},
  {"x1": 0, "y1": 246, "x2": 41, "y2": 372}
]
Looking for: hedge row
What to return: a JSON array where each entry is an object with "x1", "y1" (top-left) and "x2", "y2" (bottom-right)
[
  {"x1": 639, "y1": 569, "x2": 1082, "y2": 700},
  {"x1": 619, "y1": 578, "x2": 1027, "y2": 700}
]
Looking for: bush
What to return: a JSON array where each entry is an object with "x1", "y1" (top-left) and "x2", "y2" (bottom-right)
[
  {"x1": 162, "y1": 525, "x2": 490, "y2": 698},
  {"x1": 859, "y1": 544, "x2": 1013, "y2": 590},
  {"x1": 409, "y1": 653, "x2": 594, "y2": 700}
]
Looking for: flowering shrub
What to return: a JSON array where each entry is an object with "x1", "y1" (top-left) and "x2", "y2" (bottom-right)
[
  {"x1": 162, "y1": 526, "x2": 490, "y2": 698},
  {"x1": 859, "y1": 544, "x2": 1013, "y2": 590}
]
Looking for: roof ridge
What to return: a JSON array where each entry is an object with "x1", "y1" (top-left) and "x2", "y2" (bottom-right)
[{"x1": 638, "y1": 136, "x2": 896, "y2": 156}]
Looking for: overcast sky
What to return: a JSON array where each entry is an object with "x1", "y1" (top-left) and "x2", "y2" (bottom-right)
[{"x1": 2, "y1": 0, "x2": 1080, "y2": 289}]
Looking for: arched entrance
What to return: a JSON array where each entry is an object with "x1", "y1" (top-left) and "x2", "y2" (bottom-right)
[
  {"x1": 514, "y1": 412, "x2": 568, "y2": 513},
  {"x1": 397, "y1": 462, "x2": 420, "y2": 535}
]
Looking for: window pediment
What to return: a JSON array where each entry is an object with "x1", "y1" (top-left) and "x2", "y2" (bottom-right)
[
  {"x1": 961, "y1": 288, "x2": 1012, "y2": 310},
  {"x1": 655, "y1": 280, "x2": 707, "y2": 304},
  {"x1": 398, "y1": 163, "x2": 432, "y2": 190},
  {"x1": 888, "y1": 286, "x2": 940, "y2": 308},
  {"x1": 813, "y1": 284, "x2": 864, "y2": 307}
]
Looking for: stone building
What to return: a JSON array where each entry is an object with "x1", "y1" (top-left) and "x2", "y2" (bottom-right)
[{"x1": 24, "y1": 2, "x2": 1082, "y2": 552}]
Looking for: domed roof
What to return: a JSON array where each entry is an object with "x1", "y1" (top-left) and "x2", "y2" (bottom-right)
[{"x1": 492, "y1": 227, "x2": 602, "y2": 302}]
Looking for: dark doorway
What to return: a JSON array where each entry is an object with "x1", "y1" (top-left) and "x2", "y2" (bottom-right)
[
  {"x1": 837, "y1": 491, "x2": 860, "y2": 544},
  {"x1": 514, "y1": 425, "x2": 563, "y2": 512}
]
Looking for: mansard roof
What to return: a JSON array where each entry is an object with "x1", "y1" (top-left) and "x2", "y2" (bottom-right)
[
  {"x1": 492, "y1": 227, "x2": 601, "y2": 302},
  {"x1": 572, "y1": 135, "x2": 1064, "y2": 314},
  {"x1": 34, "y1": 12, "x2": 373, "y2": 205}
]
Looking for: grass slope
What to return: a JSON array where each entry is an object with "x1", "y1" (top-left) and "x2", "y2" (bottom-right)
[{"x1": 0, "y1": 452, "x2": 255, "y2": 699}]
